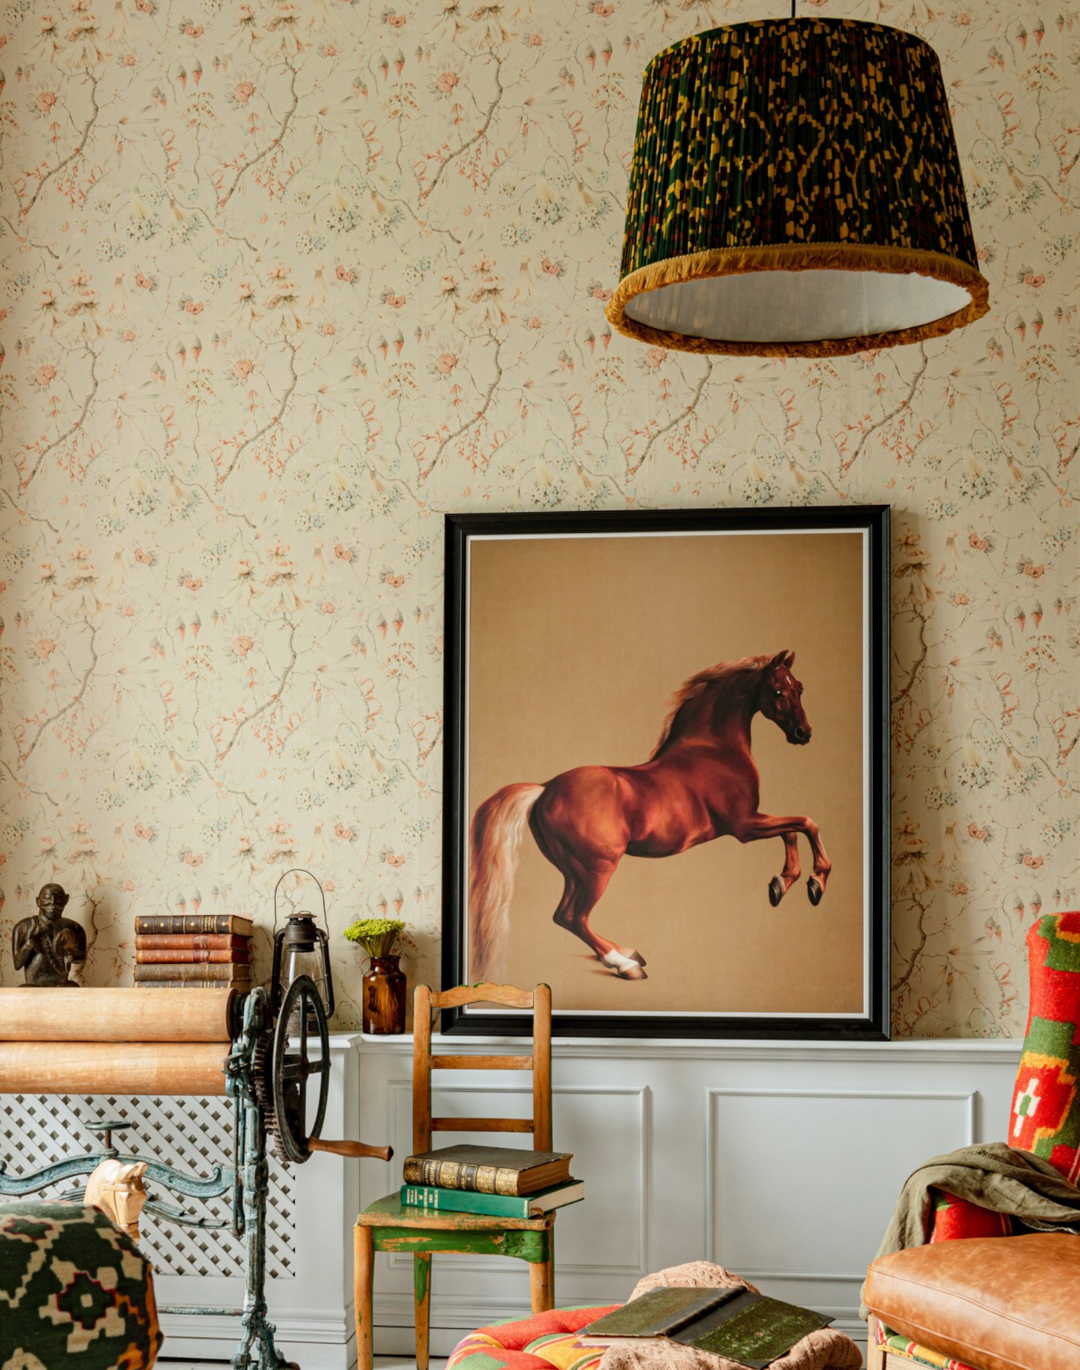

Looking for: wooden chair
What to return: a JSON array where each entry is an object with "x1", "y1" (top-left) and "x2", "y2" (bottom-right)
[{"x1": 354, "y1": 982, "x2": 556, "y2": 1370}]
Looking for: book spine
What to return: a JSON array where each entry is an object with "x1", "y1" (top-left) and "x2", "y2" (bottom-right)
[
  {"x1": 400, "y1": 1185, "x2": 533, "y2": 1218},
  {"x1": 135, "y1": 949, "x2": 251, "y2": 964},
  {"x1": 134, "y1": 915, "x2": 252, "y2": 935},
  {"x1": 400, "y1": 1158, "x2": 522, "y2": 1195},
  {"x1": 133, "y1": 962, "x2": 252, "y2": 983},
  {"x1": 135, "y1": 934, "x2": 249, "y2": 950},
  {"x1": 135, "y1": 980, "x2": 251, "y2": 990}
]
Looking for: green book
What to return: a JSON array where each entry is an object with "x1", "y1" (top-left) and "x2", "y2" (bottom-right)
[
  {"x1": 400, "y1": 1178, "x2": 584, "y2": 1218},
  {"x1": 581, "y1": 1286, "x2": 831, "y2": 1370}
]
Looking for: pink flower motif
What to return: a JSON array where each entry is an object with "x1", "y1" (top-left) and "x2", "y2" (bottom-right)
[
  {"x1": 234, "y1": 358, "x2": 255, "y2": 380},
  {"x1": 234, "y1": 80, "x2": 255, "y2": 103},
  {"x1": 436, "y1": 353, "x2": 457, "y2": 374},
  {"x1": 526, "y1": 316, "x2": 542, "y2": 329},
  {"x1": 320, "y1": 601, "x2": 335, "y2": 614},
  {"x1": 593, "y1": 286, "x2": 612, "y2": 302},
  {"x1": 135, "y1": 0, "x2": 154, "y2": 12},
  {"x1": 593, "y1": 1, "x2": 614, "y2": 14},
  {"x1": 184, "y1": 300, "x2": 204, "y2": 315},
  {"x1": 134, "y1": 822, "x2": 155, "y2": 840},
  {"x1": 35, "y1": 639, "x2": 55, "y2": 659},
  {"x1": 526, "y1": 33, "x2": 542, "y2": 46},
  {"x1": 334, "y1": 823, "x2": 353, "y2": 840},
  {"x1": 234, "y1": 635, "x2": 254, "y2": 656},
  {"x1": 35, "y1": 365, "x2": 57, "y2": 386},
  {"x1": 321, "y1": 322, "x2": 336, "y2": 336},
  {"x1": 540, "y1": 257, "x2": 562, "y2": 276},
  {"x1": 1023, "y1": 272, "x2": 1045, "y2": 287},
  {"x1": 183, "y1": 851, "x2": 203, "y2": 866},
  {"x1": 135, "y1": 272, "x2": 154, "y2": 290},
  {"x1": 334, "y1": 543, "x2": 354, "y2": 562},
  {"x1": 122, "y1": 53, "x2": 135, "y2": 66},
  {"x1": 121, "y1": 329, "x2": 136, "y2": 342},
  {"x1": 121, "y1": 878, "x2": 136, "y2": 892},
  {"x1": 134, "y1": 547, "x2": 155, "y2": 565},
  {"x1": 184, "y1": 23, "x2": 204, "y2": 37},
  {"x1": 437, "y1": 71, "x2": 458, "y2": 93},
  {"x1": 335, "y1": 265, "x2": 353, "y2": 283},
  {"x1": 121, "y1": 604, "x2": 135, "y2": 617},
  {"x1": 322, "y1": 43, "x2": 337, "y2": 56},
  {"x1": 183, "y1": 576, "x2": 203, "y2": 591},
  {"x1": 645, "y1": 347, "x2": 666, "y2": 368},
  {"x1": 37, "y1": 91, "x2": 58, "y2": 113},
  {"x1": 385, "y1": 293, "x2": 405, "y2": 308},
  {"x1": 385, "y1": 10, "x2": 406, "y2": 26}
]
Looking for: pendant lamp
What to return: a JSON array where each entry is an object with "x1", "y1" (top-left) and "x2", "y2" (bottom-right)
[{"x1": 606, "y1": 16, "x2": 990, "y2": 358}]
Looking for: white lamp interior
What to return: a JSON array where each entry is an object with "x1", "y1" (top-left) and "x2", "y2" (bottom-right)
[{"x1": 624, "y1": 268, "x2": 973, "y2": 343}]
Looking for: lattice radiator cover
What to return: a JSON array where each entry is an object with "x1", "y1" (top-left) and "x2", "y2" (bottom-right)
[{"x1": 0, "y1": 1092, "x2": 294, "y2": 1279}]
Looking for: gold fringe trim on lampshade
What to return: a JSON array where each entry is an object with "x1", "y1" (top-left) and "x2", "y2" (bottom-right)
[{"x1": 605, "y1": 242, "x2": 991, "y2": 359}]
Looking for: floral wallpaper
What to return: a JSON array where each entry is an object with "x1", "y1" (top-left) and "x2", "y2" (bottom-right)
[{"x1": 0, "y1": 0, "x2": 1075, "y2": 1036}]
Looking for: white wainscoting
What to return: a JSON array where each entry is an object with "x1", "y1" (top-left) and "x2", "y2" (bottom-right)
[{"x1": 355, "y1": 1035, "x2": 1023, "y2": 1359}]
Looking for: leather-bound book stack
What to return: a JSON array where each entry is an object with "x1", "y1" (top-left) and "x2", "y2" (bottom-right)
[{"x1": 133, "y1": 913, "x2": 254, "y2": 990}]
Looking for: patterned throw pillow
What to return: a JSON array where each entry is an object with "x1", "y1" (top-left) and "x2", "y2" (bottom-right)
[
  {"x1": 0, "y1": 1201, "x2": 162, "y2": 1369},
  {"x1": 1010, "y1": 912, "x2": 1080, "y2": 1183}
]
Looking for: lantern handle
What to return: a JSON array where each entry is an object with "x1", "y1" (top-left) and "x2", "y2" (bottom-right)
[{"x1": 272, "y1": 867, "x2": 330, "y2": 937}]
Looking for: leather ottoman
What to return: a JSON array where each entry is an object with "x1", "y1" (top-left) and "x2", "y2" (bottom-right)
[{"x1": 863, "y1": 1232, "x2": 1080, "y2": 1370}]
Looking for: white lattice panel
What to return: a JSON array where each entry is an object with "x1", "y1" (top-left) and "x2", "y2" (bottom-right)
[{"x1": 0, "y1": 1093, "x2": 294, "y2": 1279}]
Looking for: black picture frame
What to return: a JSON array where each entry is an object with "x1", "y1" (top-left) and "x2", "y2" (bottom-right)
[{"x1": 442, "y1": 506, "x2": 890, "y2": 1039}]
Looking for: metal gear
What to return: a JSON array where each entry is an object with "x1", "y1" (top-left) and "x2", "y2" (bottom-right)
[{"x1": 251, "y1": 1035, "x2": 293, "y2": 1164}]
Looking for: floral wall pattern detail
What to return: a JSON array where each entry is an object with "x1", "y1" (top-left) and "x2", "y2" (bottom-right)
[{"x1": 0, "y1": 0, "x2": 1075, "y2": 1036}]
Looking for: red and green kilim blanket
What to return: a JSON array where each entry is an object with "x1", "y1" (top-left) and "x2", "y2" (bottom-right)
[
  {"x1": 447, "y1": 1306, "x2": 617, "y2": 1370},
  {"x1": 1010, "y1": 912, "x2": 1080, "y2": 1184},
  {"x1": 0, "y1": 1201, "x2": 162, "y2": 1368},
  {"x1": 873, "y1": 1318, "x2": 980, "y2": 1370}
]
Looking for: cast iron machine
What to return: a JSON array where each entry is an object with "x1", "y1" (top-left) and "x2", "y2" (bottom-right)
[{"x1": 0, "y1": 976, "x2": 392, "y2": 1370}]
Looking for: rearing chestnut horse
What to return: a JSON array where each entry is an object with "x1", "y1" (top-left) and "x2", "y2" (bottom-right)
[{"x1": 469, "y1": 651, "x2": 831, "y2": 981}]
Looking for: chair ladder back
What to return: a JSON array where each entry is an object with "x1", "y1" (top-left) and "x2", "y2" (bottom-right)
[
  {"x1": 413, "y1": 983, "x2": 434, "y2": 1155},
  {"x1": 413, "y1": 982, "x2": 553, "y2": 1150}
]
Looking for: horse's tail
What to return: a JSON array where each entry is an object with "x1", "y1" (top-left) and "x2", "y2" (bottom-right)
[{"x1": 469, "y1": 782, "x2": 544, "y2": 981}]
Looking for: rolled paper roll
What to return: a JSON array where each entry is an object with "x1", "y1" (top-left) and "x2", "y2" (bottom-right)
[
  {"x1": 0, "y1": 987, "x2": 239, "y2": 1043},
  {"x1": 0, "y1": 1040, "x2": 229, "y2": 1095}
]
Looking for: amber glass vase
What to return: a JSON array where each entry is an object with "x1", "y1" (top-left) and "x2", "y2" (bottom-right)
[{"x1": 362, "y1": 954, "x2": 406, "y2": 1034}]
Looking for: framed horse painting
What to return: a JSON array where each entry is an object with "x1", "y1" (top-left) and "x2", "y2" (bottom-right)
[{"x1": 442, "y1": 506, "x2": 890, "y2": 1039}]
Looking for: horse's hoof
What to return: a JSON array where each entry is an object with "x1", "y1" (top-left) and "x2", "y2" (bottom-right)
[
  {"x1": 807, "y1": 877, "x2": 823, "y2": 906},
  {"x1": 616, "y1": 963, "x2": 647, "y2": 981},
  {"x1": 616, "y1": 946, "x2": 647, "y2": 967},
  {"x1": 768, "y1": 876, "x2": 785, "y2": 907}
]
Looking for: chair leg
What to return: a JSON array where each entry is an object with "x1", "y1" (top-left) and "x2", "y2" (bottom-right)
[
  {"x1": 529, "y1": 1250, "x2": 554, "y2": 1312},
  {"x1": 414, "y1": 1252, "x2": 432, "y2": 1370},
  {"x1": 353, "y1": 1225, "x2": 374, "y2": 1370}
]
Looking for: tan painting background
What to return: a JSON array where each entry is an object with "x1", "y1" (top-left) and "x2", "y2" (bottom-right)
[{"x1": 466, "y1": 530, "x2": 868, "y2": 1018}]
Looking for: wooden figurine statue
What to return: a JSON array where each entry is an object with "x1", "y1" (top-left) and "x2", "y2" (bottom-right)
[
  {"x1": 11, "y1": 883, "x2": 86, "y2": 987},
  {"x1": 85, "y1": 1159, "x2": 149, "y2": 1242}
]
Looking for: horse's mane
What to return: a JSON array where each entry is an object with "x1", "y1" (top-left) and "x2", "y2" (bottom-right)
[{"x1": 649, "y1": 655, "x2": 773, "y2": 759}]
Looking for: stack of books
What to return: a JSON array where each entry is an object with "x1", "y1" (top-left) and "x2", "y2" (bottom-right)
[
  {"x1": 400, "y1": 1144, "x2": 583, "y2": 1218},
  {"x1": 133, "y1": 913, "x2": 255, "y2": 991}
]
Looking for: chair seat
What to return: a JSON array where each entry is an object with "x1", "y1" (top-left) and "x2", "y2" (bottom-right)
[
  {"x1": 359, "y1": 1192, "x2": 556, "y2": 1232},
  {"x1": 865, "y1": 1233, "x2": 1080, "y2": 1370}
]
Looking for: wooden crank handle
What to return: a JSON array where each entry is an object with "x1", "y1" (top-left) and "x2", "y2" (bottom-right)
[{"x1": 308, "y1": 1137, "x2": 394, "y2": 1162}]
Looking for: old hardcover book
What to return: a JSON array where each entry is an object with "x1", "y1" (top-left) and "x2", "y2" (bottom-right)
[
  {"x1": 135, "y1": 948, "x2": 251, "y2": 964},
  {"x1": 401, "y1": 1146, "x2": 573, "y2": 1196},
  {"x1": 400, "y1": 1178, "x2": 584, "y2": 1218},
  {"x1": 136, "y1": 979, "x2": 252, "y2": 990},
  {"x1": 134, "y1": 914, "x2": 254, "y2": 936},
  {"x1": 133, "y1": 962, "x2": 252, "y2": 984},
  {"x1": 135, "y1": 934, "x2": 250, "y2": 951},
  {"x1": 581, "y1": 1287, "x2": 831, "y2": 1370}
]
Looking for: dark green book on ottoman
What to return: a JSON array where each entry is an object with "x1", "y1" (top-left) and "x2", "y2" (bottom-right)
[{"x1": 581, "y1": 1285, "x2": 831, "y2": 1370}]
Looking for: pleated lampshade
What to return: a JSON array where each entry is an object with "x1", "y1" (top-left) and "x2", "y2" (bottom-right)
[{"x1": 606, "y1": 18, "x2": 990, "y2": 358}]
